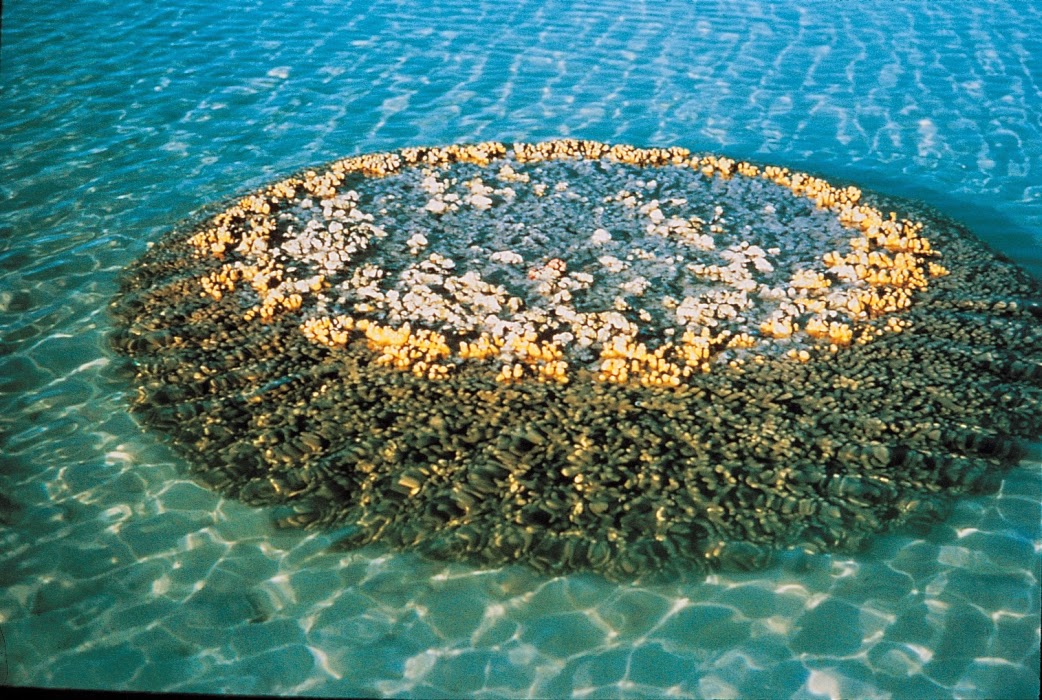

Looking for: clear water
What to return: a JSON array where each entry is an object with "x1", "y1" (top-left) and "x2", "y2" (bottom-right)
[{"x1": 1, "y1": 0, "x2": 1040, "y2": 697}]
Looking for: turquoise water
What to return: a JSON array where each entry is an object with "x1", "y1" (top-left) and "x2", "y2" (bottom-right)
[{"x1": 1, "y1": 0, "x2": 1040, "y2": 697}]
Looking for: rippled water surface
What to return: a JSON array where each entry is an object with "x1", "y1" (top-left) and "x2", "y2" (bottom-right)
[{"x1": 2, "y1": 0, "x2": 1040, "y2": 697}]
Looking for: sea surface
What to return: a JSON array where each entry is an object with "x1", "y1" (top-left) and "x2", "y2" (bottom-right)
[{"x1": 1, "y1": 0, "x2": 1040, "y2": 697}]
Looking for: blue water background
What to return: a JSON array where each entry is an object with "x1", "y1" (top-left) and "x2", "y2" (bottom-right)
[{"x1": 1, "y1": 0, "x2": 1040, "y2": 697}]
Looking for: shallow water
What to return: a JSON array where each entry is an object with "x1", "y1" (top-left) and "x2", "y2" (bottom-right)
[{"x1": 1, "y1": 0, "x2": 1040, "y2": 697}]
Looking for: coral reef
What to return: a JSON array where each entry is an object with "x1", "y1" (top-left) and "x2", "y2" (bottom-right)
[{"x1": 111, "y1": 140, "x2": 1042, "y2": 578}]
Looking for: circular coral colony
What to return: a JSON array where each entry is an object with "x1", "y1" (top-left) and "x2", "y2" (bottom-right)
[{"x1": 112, "y1": 139, "x2": 1042, "y2": 578}]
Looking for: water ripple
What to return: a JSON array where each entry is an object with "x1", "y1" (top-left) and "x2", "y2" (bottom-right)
[{"x1": 1, "y1": 0, "x2": 1039, "y2": 697}]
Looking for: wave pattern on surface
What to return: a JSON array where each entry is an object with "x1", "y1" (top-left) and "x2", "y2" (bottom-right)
[{"x1": 1, "y1": 1, "x2": 1040, "y2": 697}]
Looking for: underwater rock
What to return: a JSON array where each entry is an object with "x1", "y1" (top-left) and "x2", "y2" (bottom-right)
[{"x1": 110, "y1": 139, "x2": 1042, "y2": 580}]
